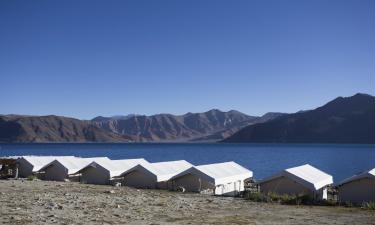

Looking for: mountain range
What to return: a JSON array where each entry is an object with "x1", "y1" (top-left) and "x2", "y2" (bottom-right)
[
  {"x1": 224, "y1": 93, "x2": 375, "y2": 143},
  {"x1": 1, "y1": 93, "x2": 374, "y2": 143},
  {"x1": 0, "y1": 110, "x2": 283, "y2": 143}
]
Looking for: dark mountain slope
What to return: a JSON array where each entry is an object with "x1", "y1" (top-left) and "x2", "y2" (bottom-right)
[
  {"x1": 224, "y1": 93, "x2": 375, "y2": 143},
  {"x1": 0, "y1": 115, "x2": 131, "y2": 143},
  {"x1": 191, "y1": 112, "x2": 286, "y2": 142}
]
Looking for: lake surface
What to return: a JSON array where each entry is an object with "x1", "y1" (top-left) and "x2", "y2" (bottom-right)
[{"x1": 1, "y1": 143, "x2": 374, "y2": 182}]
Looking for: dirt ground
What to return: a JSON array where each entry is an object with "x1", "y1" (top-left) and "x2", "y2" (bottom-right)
[{"x1": 0, "y1": 180, "x2": 374, "y2": 225}]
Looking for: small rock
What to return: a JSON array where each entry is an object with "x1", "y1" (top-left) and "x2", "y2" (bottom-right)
[
  {"x1": 105, "y1": 190, "x2": 115, "y2": 194},
  {"x1": 46, "y1": 202, "x2": 58, "y2": 210},
  {"x1": 49, "y1": 202, "x2": 58, "y2": 207},
  {"x1": 11, "y1": 216, "x2": 21, "y2": 221}
]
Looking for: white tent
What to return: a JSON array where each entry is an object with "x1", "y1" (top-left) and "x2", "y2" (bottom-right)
[
  {"x1": 258, "y1": 164, "x2": 333, "y2": 200},
  {"x1": 337, "y1": 168, "x2": 375, "y2": 203},
  {"x1": 120, "y1": 160, "x2": 193, "y2": 189},
  {"x1": 17, "y1": 156, "x2": 75, "y2": 178},
  {"x1": 76, "y1": 158, "x2": 149, "y2": 185},
  {"x1": 39, "y1": 157, "x2": 109, "y2": 181},
  {"x1": 171, "y1": 161, "x2": 253, "y2": 196}
]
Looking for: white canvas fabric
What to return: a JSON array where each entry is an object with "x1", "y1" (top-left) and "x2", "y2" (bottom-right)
[
  {"x1": 39, "y1": 157, "x2": 110, "y2": 174},
  {"x1": 78, "y1": 158, "x2": 149, "y2": 177},
  {"x1": 121, "y1": 160, "x2": 193, "y2": 182},
  {"x1": 337, "y1": 168, "x2": 375, "y2": 186},
  {"x1": 172, "y1": 161, "x2": 253, "y2": 185},
  {"x1": 18, "y1": 156, "x2": 75, "y2": 172},
  {"x1": 260, "y1": 164, "x2": 333, "y2": 191}
]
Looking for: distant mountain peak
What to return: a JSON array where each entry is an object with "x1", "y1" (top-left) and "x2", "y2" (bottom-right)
[
  {"x1": 331, "y1": 93, "x2": 374, "y2": 102},
  {"x1": 318, "y1": 93, "x2": 375, "y2": 113},
  {"x1": 353, "y1": 93, "x2": 373, "y2": 97},
  {"x1": 205, "y1": 109, "x2": 223, "y2": 114},
  {"x1": 91, "y1": 114, "x2": 139, "y2": 122}
]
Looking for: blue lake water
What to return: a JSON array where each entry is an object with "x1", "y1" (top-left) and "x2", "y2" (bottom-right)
[{"x1": 1, "y1": 143, "x2": 374, "y2": 183}]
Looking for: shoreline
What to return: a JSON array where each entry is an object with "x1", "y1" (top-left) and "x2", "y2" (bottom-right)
[{"x1": 1, "y1": 180, "x2": 374, "y2": 225}]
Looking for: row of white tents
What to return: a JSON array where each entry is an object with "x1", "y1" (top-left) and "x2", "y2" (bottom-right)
[
  {"x1": 14, "y1": 156, "x2": 375, "y2": 203},
  {"x1": 16, "y1": 156, "x2": 252, "y2": 196}
]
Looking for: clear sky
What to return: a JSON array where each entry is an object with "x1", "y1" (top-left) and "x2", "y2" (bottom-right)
[{"x1": 1, "y1": 0, "x2": 374, "y2": 119}]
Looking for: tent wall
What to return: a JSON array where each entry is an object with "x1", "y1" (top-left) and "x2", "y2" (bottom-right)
[
  {"x1": 123, "y1": 170, "x2": 156, "y2": 189},
  {"x1": 215, "y1": 180, "x2": 243, "y2": 196},
  {"x1": 260, "y1": 176, "x2": 312, "y2": 197},
  {"x1": 172, "y1": 173, "x2": 215, "y2": 192},
  {"x1": 44, "y1": 165, "x2": 67, "y2": 181},
  {"x1": 81, "y1": 167, "x2": 110, "y2": 185},
  {"x1": 17, "y1": 158, "x2": 33, "y2": 178},
  {"x1": 338, "y1": 178, "x2": 375, "y2": 203}
]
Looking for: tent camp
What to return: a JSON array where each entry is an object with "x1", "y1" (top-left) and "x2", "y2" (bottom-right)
[
  {"x1": 17, "y1": 156, "x2": 75, "y2": 178},
  {"x1": 170, "y1": 161, "x2": 253, "y2": 196},
  {"x1": 76, "y1": 158, "x2": 149, "y2": 185},
  {"x1": 39, "y1": 157, "x2": 109, "y2": 181},
  {"x1": 337, "y1": 168, "x2": 375, "y2": 204},
  {"x1": 258, "y1": 164, "x2": 333, "y2": 200},
  {"x1": 120, "y1": 160, "x2": 193, "y2": 189}
]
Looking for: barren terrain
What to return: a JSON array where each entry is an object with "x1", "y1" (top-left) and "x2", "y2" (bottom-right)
[{"x1": 0, "y1": 180, "x2": 374, "y2": 225}]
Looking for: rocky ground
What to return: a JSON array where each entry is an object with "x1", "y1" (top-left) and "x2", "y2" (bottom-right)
[{"x1": 0, "y1": 180, "x2": 374, "y2": 225}]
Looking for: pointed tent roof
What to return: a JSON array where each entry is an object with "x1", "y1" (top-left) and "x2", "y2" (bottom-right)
[
  {"x1": 76, "y1": 158, "x2": 149, "y2": 177},
  {"x1": 172, "y1": 161, "x2": 253, "y2": 185},
  {"x1": 18, "y1": 156, "x2": 76, "y2": 172},
  {"x1": 337, "y1": 168, "x2": 375, "y2": 186},
  {"x1": 259, "y1": 164, "x2": 333, "y2": 191},
  {"x1": 121, "y1": 160, "x2": 193, "y2": 182},
  {"x1": 39, "y1": 157, "x2": 110, "y2": 175}
]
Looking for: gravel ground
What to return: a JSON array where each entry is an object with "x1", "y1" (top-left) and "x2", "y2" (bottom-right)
[{"x1": 0, "y1": 180, "x2": 374, "y2": 225}]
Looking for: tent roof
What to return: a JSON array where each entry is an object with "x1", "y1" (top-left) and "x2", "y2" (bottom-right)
[
  {"x1": 172, "y1": 161, "x2": 252, "y2": 185},
  {"x1": 39, "y1": 157, "x2": 109, "y2": 174},
  {"x1": 19, "y1": 156, "x2": 75, "y2": 172},
  {"x1": 337, "y1": 168, "x2": 375, "y2": 186},
  {"x1": 78, "y1": 158, "x2": 149, "y2": 177},
  {"x1": 259, "y1": 164, "x2": 333, "y2": 191},
  {"x1": 122, "y1": 160, "x2": 193, "y2": 182},
  {"x1": 194, "y1": 161, "x2": 252, "y2": 180}
]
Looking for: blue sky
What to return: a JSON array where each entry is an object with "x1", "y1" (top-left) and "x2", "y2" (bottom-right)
[{"x1": 1, "y1": 0, "x2": 374, "y2": 119}]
